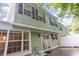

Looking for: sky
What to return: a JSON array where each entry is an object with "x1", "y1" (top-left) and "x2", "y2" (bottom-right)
[
  {"x1": 0, "y1": 3, "x2": 9, "y2": 22},
  {"x1": 42, "y1": 3, "x2": 73, "y2": 27}
]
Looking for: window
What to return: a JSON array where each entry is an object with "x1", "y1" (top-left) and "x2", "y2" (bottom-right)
[
  {"x1": 24, "y1": 4, "x2": 31, "y2": 11},
  {"x1": 38, "y1": 11, "x2": 42, "y2": 21},
  {"x1": 51, "y1": 34, "x2": 54, "y2": 40},
  {"x1": 55, "y1": 23, "x2": 58, "y2": 27},
  {"x1": 39, "y1": 16, "x2": 43, "y2": 21},
  {"x1": 51, "y1": 34, "x2": 58, "y2": 40},
  {"x1": 54, "y1": 20, "x2": 58, "y2": 27},
  {"x1": 38, "y1": 11, "x2": 46, "y2": 23},
  {"x1": 7, "y1": 30, "x2": 30, "y2": 54},
  {"x1": 18, "y1": 3, "x2": 23, "y2": 14},
  {"x1": 60, "y1": 27, "x2": 62, "y2": 31},
  {"x1": 7, "y1": 42, "x2": 21, "y2": 54},
  {"x1": 49, "y1": 17, "x2": 54, "y2": 26},
  {"x1": 59, "y1": 24, "x2": 62, "y2": 31},
  {"x1": 0, "y1": 30, "x2": 7, "y2": 55},
  {"x1": 24, "y1": 9, "x2": 31, "y2": 16},
  {"x1": 7, "y1": 31, "x2": 22, "y2": 54},
  {"x1": 9, "y1": 31, "x2": 22, "y2": 41},
  {"x1": 23, "y1": 32, "x2": 29, "y2": 50},
  {"x1": 24, "y1": 4, "x2": 31, "y2": 17}
]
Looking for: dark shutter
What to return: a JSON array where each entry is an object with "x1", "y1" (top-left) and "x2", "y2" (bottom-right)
[
  {"x1": 18, "y1": 3, "x2": 23, "y2": 14},
  {"x1": 32, "y1": 7, "x2": 35, "y2": 19}
]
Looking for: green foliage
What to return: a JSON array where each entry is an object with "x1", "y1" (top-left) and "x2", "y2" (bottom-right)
[
  {"x1": 34, "y1": 3, "x2": 79, "y2": 33},
  {"x1": 48, "y1": 3, "x2": 79, "y2": 33},
  {"x1": 34, "y1": 3, "x2": 44, "y2": 10},
  {"x1": 70, "y1": 16, "x2": 79, "y2": 33}
]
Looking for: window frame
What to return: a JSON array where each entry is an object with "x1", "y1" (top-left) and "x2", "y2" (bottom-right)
[
  {"x1": 7, "y1": 30, "x2": 31, "y2": 54},
  {"x1": 0, "y1": 29, "x2": 32, "y2": 56}
]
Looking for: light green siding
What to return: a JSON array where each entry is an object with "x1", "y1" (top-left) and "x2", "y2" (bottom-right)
[
  {"x1": 14, "y1": 13, "x2": 55, "y2": 32},
  {"x1": 31, "y1": 32, "x2": 42, "y2": 52},
  {"x1": 14, "y1": 4, "x2": 61, "y2": 33}
]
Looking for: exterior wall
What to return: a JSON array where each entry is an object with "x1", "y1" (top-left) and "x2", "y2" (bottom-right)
[
  {"x1": 13, "y1": 4, "x2": 61, "y2": 33},
  {"x1": 31, "y1": 32, "x2": 42, "y2": 53},
  {"x1": 6, "y1": 3, "x2": 68, "y2": 36},
  {"x1": 14, "y1": 11, "x2": 55, "y2": 32}
]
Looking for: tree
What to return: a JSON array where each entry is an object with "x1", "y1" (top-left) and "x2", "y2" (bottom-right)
[
  {"x1": 70, "y1": 16, "x2": 79, "y2": 33},
  {"x1": 35, "y1": 3, "x2": 79, "y2": 33}
]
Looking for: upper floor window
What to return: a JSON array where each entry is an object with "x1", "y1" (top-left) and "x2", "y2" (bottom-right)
[
  {"x1": 38, "y1": 11, "x2": 46, "y2": 23},
  {"x1": 55, "y1": 23, "x2": 58, "y2": 28},
  {"x1": 24, "y1": 9, "x2": 31, "y2": 16},
  {"x1": 18, "y1": 3, "x2": 23, "y2": 14},
  {"x1": 60, "y1": 27, "x2": 62, "y2": 31},
  {"x1": 54, "y1": 20, "x2": 58, "y2": 28},
  {"x1": 24, "y1": 4, "x2": 31, "y2": 11},
  {"x1": 43, "y1": 13, "x2": 46, "y2": 23},
  {"x1": 24, "y1": 4, "x2": 31, "y2": 17},
  {"x1": 49, "y1": 17, "x2": 59, "y2": 27},
  {"x1": 49, "y1": 17, "x2": 54, "y2": 26},
  {"x1": 38, "y1": 11, "x2": 43, "y2": 21}
]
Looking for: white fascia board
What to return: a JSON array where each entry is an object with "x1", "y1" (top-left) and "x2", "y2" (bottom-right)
[{"x1": 12, "y1": 22, "x2": 61, "y2": 33}]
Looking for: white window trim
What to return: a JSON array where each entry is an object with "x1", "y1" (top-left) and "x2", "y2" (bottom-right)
[
  {"x1": 21, "y1": 32, "x2": 23, "y2": 52},
  {"x1": 49, "y1": 34, "x2": 53, "y2": 48},
  {"x1": 23, "y1": 3, "x2": 24, "y2": 15},
  {"x1": 29, "y1": 30, "x2": 32, "y2": 53},
  {"x1": 13, "y1": 22, "x2": 58, "y2": 33},
  {"x1": 4, "y1": 30, "x2": 9, "y2": 56},
  {"x1": 40, "y1": 33, "x2": 44, "y2": 51}
]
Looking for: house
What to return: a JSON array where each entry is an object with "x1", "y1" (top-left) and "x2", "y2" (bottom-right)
[{"x1": 0, "y1": 3, "x2": 68, "y2": 56}]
